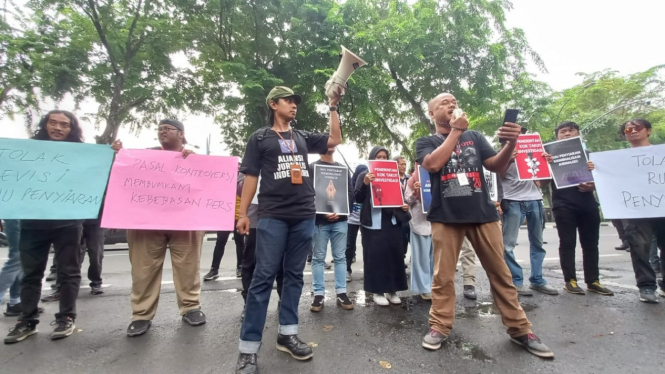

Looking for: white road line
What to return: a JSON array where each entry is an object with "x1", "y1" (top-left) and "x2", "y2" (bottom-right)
[{"x1": 543, "y1": 254, "x2": 625, "y2": 261}]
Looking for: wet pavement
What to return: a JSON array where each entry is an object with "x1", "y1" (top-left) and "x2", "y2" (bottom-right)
[{"x1": 1, "y1": 226, "x2": 664, "y2": 373}]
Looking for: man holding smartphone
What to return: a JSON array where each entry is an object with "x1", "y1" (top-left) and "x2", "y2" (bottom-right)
[{"x1": 416, "y1": 93, "x2": 553, "y2": 358}]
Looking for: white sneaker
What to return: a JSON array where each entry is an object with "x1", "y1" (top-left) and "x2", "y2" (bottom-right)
[
  {"x1": 373, "y1": 293, "x2": 389, "y2": 306},
  {"x1": 385, "y1": 293, "x2": 401, "y2": 305},
  {"x1": 421, "y1": 293, "x2": 432, "y2": 300}
]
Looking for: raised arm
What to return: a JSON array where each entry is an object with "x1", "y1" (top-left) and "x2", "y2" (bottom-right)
[{"x1": 327, "y1": 96, "x2": 342, "y2": 147}]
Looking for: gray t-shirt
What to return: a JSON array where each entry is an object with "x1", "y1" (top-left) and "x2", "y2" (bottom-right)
[{"x1": 501, "y1": 163, "x2": 542, "y2": 201}]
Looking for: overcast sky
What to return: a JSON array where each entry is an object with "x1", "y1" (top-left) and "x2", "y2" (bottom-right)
[{"x1": 2, "y1": 0, "x2": 663, "y2": 164}]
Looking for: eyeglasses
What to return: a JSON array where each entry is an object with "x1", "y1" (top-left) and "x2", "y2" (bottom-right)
[
  {"x1": 624, "y1": 124, "x2": 644, "y2": 134},
  {"x1": 157, "y1": 126, "x2": 179, "y2": 133},
  {"x1": 47, "y1": 119, "x2": 70, "y2": 128}
]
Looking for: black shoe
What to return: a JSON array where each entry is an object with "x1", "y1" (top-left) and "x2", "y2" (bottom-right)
[
  {"x1": 4, "y1": 321, "x2": 37, "y2": 344},
  {"x1": 127, "y1": 320, "x2": 152, "y2": 337},
  {"x1": 2, "y1": 303, "x2": 43, "y2": 316},
  {"x1": 276, "y1": 334, "x2": 313, "y2": 360},
  {"x1": 50, "y1": 317, "x2": 75, "y2": 340},
  {"x1": 41, "y1": 291, "x2": 60, "y2": 302},
  {"x1": 45, "y1": 271, "x2": 57, "y2": 282},
  {"x1": 615, "y1": 241, "x2": 629, "y2": 250},
  {"x1": 310, "y1": 295, "x2": 324, "y2": 312},
  {"x1": 236, "y1": 268, "x2": 242, "y2": 278},
  {"x1": 236, "y1": 353, "x2": 258, "y2": 374},
  {"x1": 336, "y1": 293, "x2": 354, "y2": 310},
  {"x1": 510, "y1": 333, "x2": 554, "y2": 358},
  {"x1": 463, "y1": 285, "x2": 477, "y2": 300},
  {"x1": 241, "y1": 307, "x2": 245, "y2": 322},
  {"x1": 563, "y1": 280, "x2": 585, "y2": 295},
  {"x1": 91, "y1": 285, "x2": 105, "y2": 295},
  {"x1": 203, "y1": 270, "x2": 219, "y2": 281},
  {"x1": 182, "y1": 309, "x2": 206, "y2": 326}
]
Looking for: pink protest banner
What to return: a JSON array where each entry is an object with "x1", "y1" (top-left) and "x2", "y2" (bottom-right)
[{"x1": 101, "y1": 149, "x2": 238, "y2": 231}]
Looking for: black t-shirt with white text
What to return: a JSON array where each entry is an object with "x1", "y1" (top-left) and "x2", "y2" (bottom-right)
[
  {"x1": 240, "y1": 127, "x2": 329, "y2": 220},
  {"x1": 416, "y1": 131, "x2": 499, "y2": 224}
]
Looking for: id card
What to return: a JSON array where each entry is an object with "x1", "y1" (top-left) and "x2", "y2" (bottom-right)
[
  {"x1": 290, "y1": 164, "x2": 303, "y2": 185},
  {"x1": 457, "y1": 172, "x2": 469, "y2": 186}
]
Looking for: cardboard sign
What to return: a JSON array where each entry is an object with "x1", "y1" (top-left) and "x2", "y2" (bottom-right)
[
  {"x1": 417, "y1": 165, "x2": 432, "y2": 214},
  {"x1": 101, "y1": 149, "x2": 238, "y2": 230},
  {"x1": 368, "y1": 160, "x2": 404, "y2": 208},
  {"x1": 590, "y1": 144, "x2": 665, "y2": 219},
  {"x1": 543, "y1": 137, "x2": 594, "y2": 189},
  {"x1": 0, "y1": 138, "x2": 114, "y2": 219},
  {"x1": 483, "y1": 167, "x2": 498, "y2": 201},
  {"x1": 515, "y1": 134, "x2": 551, "y2": 180},
  {"x1": 313, "y1": 164, "x2": 349, "y2": 215}
]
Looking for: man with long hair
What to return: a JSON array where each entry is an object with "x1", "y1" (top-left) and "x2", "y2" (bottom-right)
[{"x1": 5, "y1": 110, "x2": 85, "y2": 344}]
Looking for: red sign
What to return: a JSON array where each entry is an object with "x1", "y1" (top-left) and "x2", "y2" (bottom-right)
[
  {"x1": 515, "y1": 134, "x2": 551, "y2": 180},
  {"x1": 368, "y1": 160, "x2": 404, "y2": 207}
]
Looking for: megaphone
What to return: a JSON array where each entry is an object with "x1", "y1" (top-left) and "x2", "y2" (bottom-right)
[{"x1": 325, "y1": 46, "x2": 367, "y2": 100}]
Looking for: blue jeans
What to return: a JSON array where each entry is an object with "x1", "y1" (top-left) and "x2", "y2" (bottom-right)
[
  {"x1": 410, "y1": 231, "x2": 433, "y2": 294},
  {"x1": 502, "y1": 200, "x2": 547, "y2": 286},
  {"x1": 0, "y1": 220, "x2": 22, "y2": 305},
  {"x1": 312, "y1": 221, "x2": 348, "y2": 296},
  {"x1": 239, "y1": 218, "x2": 315, "y2": 354}
]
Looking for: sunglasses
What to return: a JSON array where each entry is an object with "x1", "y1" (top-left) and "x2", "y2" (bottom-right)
[{"x1": 624, "y1": 124, "x2": 644, "y2": 134}]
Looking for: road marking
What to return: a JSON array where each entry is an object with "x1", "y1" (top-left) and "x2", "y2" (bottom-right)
[{"x1": 543, "y1": 254, "x2": 625, "y2": 261}]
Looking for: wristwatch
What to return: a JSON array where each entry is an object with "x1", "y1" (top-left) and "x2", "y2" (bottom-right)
[{"x1": 329, "y1": 106, "x2": 338, "y2": 112}]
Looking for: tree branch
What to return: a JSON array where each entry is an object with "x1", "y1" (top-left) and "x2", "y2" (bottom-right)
[
  {"x1": 368, "y1": 104, "x2": 414, "y2": 160},
  {"x1": 389, "y1": 64, "x2": 434, "y2": 134},
  {"x1": 124, "y1": 0, "x2": 143, "y2": 67},
  {"x1": 81, "y1": 0, "x2": 121, "y2": 77}
]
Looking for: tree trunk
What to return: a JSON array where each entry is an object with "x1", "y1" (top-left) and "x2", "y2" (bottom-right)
[
  {"x1": 388, "y1": 65, "x2": 435, "y2": 134},
  {"x1": 96, "y1": 84, "x2": 124, "y2": 144}
]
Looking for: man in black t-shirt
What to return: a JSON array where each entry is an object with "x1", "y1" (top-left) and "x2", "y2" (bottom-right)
[
  {"x1": 235, "y1": 86, "x2": 341, "y2": 374},
  {"x1": 416, "y1": 93, "x2": 553, "y2": 359},
  {"x1": 542, "y1": 122, "x2": 613, "y2": 297}
]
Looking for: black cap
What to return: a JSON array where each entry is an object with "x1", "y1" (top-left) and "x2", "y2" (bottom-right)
[{"x1": 159, "y1": 119, "x2": 187, "y2": 144}]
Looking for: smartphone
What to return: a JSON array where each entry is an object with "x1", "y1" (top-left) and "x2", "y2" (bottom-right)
[{"x1": 499, "y1": 109, "x2": 520, "y2": 142}]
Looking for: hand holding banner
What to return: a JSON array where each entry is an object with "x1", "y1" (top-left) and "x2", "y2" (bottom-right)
[
  {"x1": 101, "y1": 149, "x2": 238, "y2": 230},
  {"x1": 368, "y1": 160, "x2": 404, "y2": 208},
  {"x1": 543, "y1": 137, "x2": 593, "y2": 189},
  {"x1": 0, "y1": 138, "x2": 114, "y2": 219},
  {"x1": 590, "y1": 144, "x2": 665, "y2": 219},
  {"x1": 417, "y1": 165, "x2": 432, "y2": 214},
  {"x1": 515, "y1": 134, "x2": 551, "y2": 181},
  {"x1": 314, "y1": 164, "x2": 349, "y2": 215}
]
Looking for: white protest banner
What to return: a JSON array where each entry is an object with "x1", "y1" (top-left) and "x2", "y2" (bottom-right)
[{"x1": 590, "y1": 144, "x2": 665, "y2": 219}]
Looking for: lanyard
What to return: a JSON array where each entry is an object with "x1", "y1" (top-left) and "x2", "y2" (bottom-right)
[{"x1": 273, "y1": 128, "x2": 296, "y2": 158}]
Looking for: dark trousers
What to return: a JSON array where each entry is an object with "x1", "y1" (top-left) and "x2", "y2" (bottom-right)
[
  {"x1": 624, "y1": 218, "x2": 665, "y2": 290},
  {"x1": 402, "y1": 222, "x2": 410, "y2": 256},
  {"x1": 241, "y1": 228, "x2": 283, "y2": 302},
  {"x1": 612, "y1": 219, "x2": 627, "y2": 242},
  {"x1": 211, "y1": 229, "x2": 244, "y2": 271},
  {"x1": 346, "y1": 224, "x2": 360, "y2": 272},
  {"x1": 553, "y1": 207, "x2": 600, "y2": 283},
  {"x1": 239, "y1": 218, "x2": 314, "y2": 352},
  {"x1": 53, "y1": 221, "x2": 105, "y2": 289},
  {"x1": 20, "y1": 225, "x2": 83, "y2": 323}
]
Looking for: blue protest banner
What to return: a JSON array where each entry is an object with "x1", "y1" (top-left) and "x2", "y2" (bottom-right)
[
  {"x1": 0, "y1": 138, "x2": 114, "y2": 219},
  {"x1": 418, "y1": 165, "x2": 432, "y2": 214}
]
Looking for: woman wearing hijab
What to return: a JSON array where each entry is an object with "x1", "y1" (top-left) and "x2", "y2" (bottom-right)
[
  {"x1": 354, "y1": 146, "x2": 409, "y2": 306},
  {"x1": 404, "y1": 163, "x2": 433, "y2": 299}
]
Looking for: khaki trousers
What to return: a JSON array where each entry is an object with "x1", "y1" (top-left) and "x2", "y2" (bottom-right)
[
  {"x1": 460, "y1": 238, "x2": 476, "y2": 286},
  {"x1": 127, "y1": 230, "x2": 205, "y2": 320},
  {"x1": 430, "y1": 221, "x2": 531, "y2": 337}
]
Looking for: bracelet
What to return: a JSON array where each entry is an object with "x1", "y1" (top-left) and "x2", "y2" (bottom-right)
[
  {"x1": 238, "y1": 215, "x2": 248, "y2": 219},
  {"x1": 451, "y1": 126, "x2": 466, "y2": 132}
]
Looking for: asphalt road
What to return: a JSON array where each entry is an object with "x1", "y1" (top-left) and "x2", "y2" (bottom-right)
[{"x1": 1, "y1": 224, "x2": 664, "y2": 374}]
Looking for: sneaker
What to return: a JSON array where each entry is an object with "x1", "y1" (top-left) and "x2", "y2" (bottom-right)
[
  {"x1": 563, "y1": 280, "x2": 585, "y2": 295},
  {"x1": 615, "y1": 241, "x2": 629, "y2": 250},
  {"x1": 385, "y1": 293, "x2": 401, "y2": 305},
  {"x1": 236, "y1": 353, "x2": 258, "y2": 374},
  {"x1": 41, "y1": 291, "x2": 60, "y2": 302},
  {"x1": 639, "y1": 288, "x2": 658, "y2": 304},
  {"x1": 91, "y1": 285, "x2": 105, "y2": 295},
  {"x1": 45, "y1": 270, "x2": 57, "y2": 282},
  {"x1": 422, "y1": 328, "x2": 448, "y2": 350},
  {"x1": 4, "y1": 321, "x2": 37, "y2": 344},
  {"x1": 587, "y1": 281, "x2": 614, "y2": 296},
  {"x1": 373, "y1": 293, "x2": 389, "y2": 306},
  {"x1": 236, "y1": 268, "x2": 242, "y2": 278},
  {"x1": 276, "y1": 334, "x2": 313, "y2": 360},
  {"x1": 658, "y1": 280, "x2": 665, "y2": 298},
  {"x1": 530, "y1": 284, "x2": 559, "y2": 295},
  {"x1": 515, "y1": 285, "x2": 533, "y2": 296},
  {"x1": 346, "y1": 271, "x2": 352, "y2": 282},
  {"x1": 324, "y1": 263, "x2": 332, "y2": 270},
  {"x1": 421, "y1": 293, "x2": 432, "y2": 300},
  {"x1": 352, "y1": 256, "x2": 356, "y2": 263},
  {"x1": 203, "y1": 270, "x2": 219, "y2": 281},
  {"x1": 310, "y1": 295, "x2": 324, "y2": 312},
  {"x1": 182, "y1": 309, "x2": 206, "y2": 326},
  {"x1": 127, "y1": 320, "x2": 152, "y2": 337},
  {"x1": 50, "y1": 317, "x2": 75, "y2": 340},
  {"x1": 658, "y1": 288, "x2": 665, "y2": 298},
  {"x1": 3, "y1": 303, "x2": 44, "y2": 317},
  {"x1": 510, "y1": 333, "x2": 554, "y2": 358},
  {"x1": 463, "y1": 285, "x2": 477, "y2": 300},
  {"x1": 336, "y1": 293, "x2": 354, "y2": 310}
]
